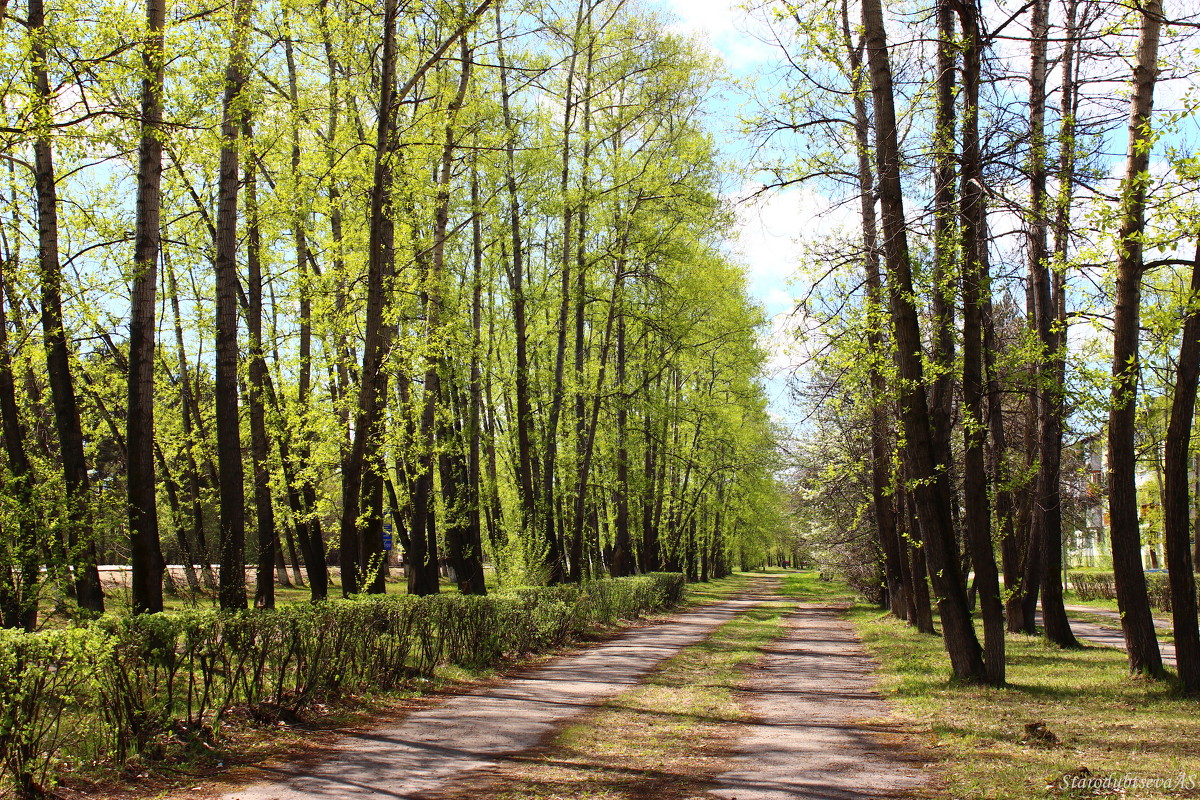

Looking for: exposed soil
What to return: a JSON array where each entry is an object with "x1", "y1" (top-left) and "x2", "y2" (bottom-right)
[
  {"x1": 173, "y1": 584, "x2": 929, "y2": 800},
  {"x1": 708, "y1": 603, "x2": 927, "y2": 800},
  {"x1": 200, "y1": 595, "x2": 759, "y2": 800}
]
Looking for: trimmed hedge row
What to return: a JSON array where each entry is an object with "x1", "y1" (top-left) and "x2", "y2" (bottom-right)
[
  {"x1": 1068, "y1": 571, "x2": 1197, "y2": 612},
  {"x1": 0, "y1": 572, "x2": 685, "y2": 797}
]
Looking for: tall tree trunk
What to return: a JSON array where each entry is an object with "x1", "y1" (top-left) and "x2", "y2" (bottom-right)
[
  {"x1": 612, "y1": 311, "x2": 633, "y2": 576},
  {"x1": 928, "y1": 0, "x2": 957, "y2": 499},
  {"x1": 861, "y1": 0, "x2": 984, "y2": 680},
  {"x1": 1163, "y1": 241, "x2": 1200, "y2": 692},
  {"x1": 243, "y1": 123, "x2": 276, "y2": 610},
  {"x1": 640, "y1": 372, "x2": 661, "y2": 573},
  {"x1": 462, "y1": 162, "x2": 487, "y2": 595},
  {"x1": 340, "y1": 0, "x2": 398, "y2": 596},
  {"x1": 495, "y1": 10, "x2": 538, "y2": 543},
  {"x1": 959, "y1": 1, "x2": 1005, "y2": 684},
  {"x1": 984, "y1": 246, "x2": 1022, "y2": 633},
  {"x1": 0, "y1": 259, "x2": 39, "y2": 629},
  {"x1": 411, "y1": 33, "x2": 473, "y2": 596},
  {"x1": 127, "y1": 0, "x2": 167, "y2": 615},
  {"x1": 1108, "y1": 0, "x2": 1165, "y2": 678},
  {"x1": 214, "y1": 0, "x2": 251, "y2": 611},
  {"x1": 569, "y1": 33, "x2": 595, "y2": 583},
  {"x1": 29, "y1": 0, "x2": 105, "y2": 614},
  {"x1": 165, "y1": 250, "x2": 214, "y2": 589},
  {"x1": 1024, "y1": 0, "x2": 1077, "y2": 648},
  {"x1": 843, "y1": 0, "x2": 903, "y2": 617},
  {"x1": 286, "y1": 20, "x2": 329, "y2": 601}
]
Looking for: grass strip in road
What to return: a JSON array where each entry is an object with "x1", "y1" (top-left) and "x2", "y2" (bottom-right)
[
  {"x1": 784, "y1": 571, "x2": 1200, "y2": 800},
  {"x1": 442, "y1": 592, "x2": 791, "y2": 800},
  {"x1": 681, "y1": 572, "x2": 756, "y2": 606}
]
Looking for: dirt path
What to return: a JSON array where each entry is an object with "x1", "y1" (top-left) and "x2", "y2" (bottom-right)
[
  {"x1": 710, "y1": 603, "x2": 926, "y2": 800},
  {"x1": 212, "y1": 593, "x2": 766, "y2": 800}
]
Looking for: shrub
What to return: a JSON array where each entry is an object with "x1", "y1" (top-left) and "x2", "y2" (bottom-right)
[
  {"x1": 0, "y1": 572, "x2": 684, "y2": 795},
  {"x1": 1068, "y1": 571, "x2": 1197, "y2": 612}
]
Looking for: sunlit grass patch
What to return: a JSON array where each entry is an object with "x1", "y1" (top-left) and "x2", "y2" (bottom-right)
[
  {"x1": 781, "y1": 571, "x2": 1200, "y2": 800},
  {"x1": 779, "y1": 569, "x2": 861, "y2": 603}
]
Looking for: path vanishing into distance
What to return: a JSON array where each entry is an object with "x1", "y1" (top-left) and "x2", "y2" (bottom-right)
[{"x1": 205, "y1": 579, "x2": 927, "y2": 800}]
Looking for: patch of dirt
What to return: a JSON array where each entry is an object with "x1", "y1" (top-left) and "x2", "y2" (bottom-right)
[
  {"x1": 165, "y1": 593, "x2": 764, "y2": 800},
  {"x1": 709, "y1": 603, "x2": 929, "y2": 800}
]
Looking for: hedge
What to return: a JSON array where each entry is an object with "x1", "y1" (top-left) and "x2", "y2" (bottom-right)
[
  {"x1": 0, "y1": 572, "x2": 685, "y2": 798},
  {"x1": 1068, "y1": 570, "x2": 1198, "y2": 612}
]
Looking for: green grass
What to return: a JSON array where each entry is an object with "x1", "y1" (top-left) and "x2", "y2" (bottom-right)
[
  {"x1": 681, "y1": 571, "x2": 756, "y2": 606},
  {"x1": 787, "y1": 571, "x2": 1200, "y2": 800},
  {"x1": 438, "y1": 595, "x2": 793, "y2": 799},
  {"x1": 780, "y1": 570, "x2": 860, "y2": 603}
]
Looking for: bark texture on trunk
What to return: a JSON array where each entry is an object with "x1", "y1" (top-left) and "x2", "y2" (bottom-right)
[
  {"x1": 214, "y1": 0, "x2": 251, "y2": 611},
  {"x1": 1162, "y1": 241, "x2": 1200, "y2": 692},
  {"x1": 1108, "y1": 0, "x2": 1165, "y2": 678},
  {"x1": 862, "y1": 0, "x2": 984, "y2": 680},
  {"x1": 959, "y1": 1, "x2": 1005, "y2": 685},
  {"x1": 29, "y1": 0, "x2": 105, "y2": 614},
  {"x1": 341, "y1": 0, "x2": 398, "y2": 596},
  {"x1": 128, "y1": 0, "x2": 167, "y2": 615}
]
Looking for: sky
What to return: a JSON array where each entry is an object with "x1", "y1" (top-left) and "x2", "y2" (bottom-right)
[{"x1": 654, "y1": 0, "x2": 828, "y2": 429}]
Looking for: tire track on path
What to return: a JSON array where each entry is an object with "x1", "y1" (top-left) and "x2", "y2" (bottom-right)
[
  {"x1": 710, "y1": 603, "x2": 927, "y2": 800},
  {"x1": 215, "y1": 588, "x2": 770, "y2": 800}
]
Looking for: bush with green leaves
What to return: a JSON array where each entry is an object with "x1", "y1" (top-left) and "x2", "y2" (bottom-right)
[
  {"x1": 0, "y1": 573, "x2": 684, "y2": 797},
  {"x1": 1068, "y1": 571, "x2": 1192, "y2": 611}
]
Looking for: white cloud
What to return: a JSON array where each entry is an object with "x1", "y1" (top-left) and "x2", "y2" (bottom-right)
[
  {"x1": 729, "y1": 182, "x2": 855, "y2": 307},
  {"x1": 656, "y1": 0, "x2": 778, "y2": 69}
]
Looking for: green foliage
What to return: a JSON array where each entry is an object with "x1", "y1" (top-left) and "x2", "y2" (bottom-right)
[
  {"x1": 1069, "y1": 570, "x2": 1185, "y2": 611},
  {"x1": 0, "y1": 573, "x2": 683, "y2": 795}
]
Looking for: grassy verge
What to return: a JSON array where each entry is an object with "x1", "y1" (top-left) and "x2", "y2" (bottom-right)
[
  {"x1": 440, "y1": 596, "x2": 792, "y2": 800},
  {"x1": 682, "y1": 572, "x2": 757, "y2": 606},
  {"x1": 787, "y1": 570, "x2": 1200, "y2": 799}
]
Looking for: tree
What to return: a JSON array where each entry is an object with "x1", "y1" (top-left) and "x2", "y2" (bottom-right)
[
  {"x1": 214, "y1": 0, "x2": 251, "y2": 611},
  {"x1": 127, "y1": 0, "x2": 167, "y2": 615},
  {"x1": 861, "y1": 0, "x2": 985, "y2": 681},
  {"x1": 1107, "y1": 0, "x2": 1165, "y2": 678}
]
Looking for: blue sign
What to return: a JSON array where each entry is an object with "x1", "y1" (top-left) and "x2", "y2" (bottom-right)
[{"x1": 382, "y1": 522, "x2": 393, "y2": 551}]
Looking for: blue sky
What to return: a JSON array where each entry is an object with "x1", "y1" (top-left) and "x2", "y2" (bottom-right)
[{"x1": 653, "y1": 0, "x2": 836, "y2": 428}]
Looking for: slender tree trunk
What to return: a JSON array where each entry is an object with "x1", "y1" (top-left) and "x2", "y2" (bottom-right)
[
  {"x1": 929, "y1": 0, "x2": 957, "y2": 493},
  {"x1": 1162, "y1": 240, "x2": 1200, "y2": 692},
  {"x1": 214, "y1": 0, "x2": 251, "y2": 610},
  {"x1": 844, "y1": 1, "x2": 903, "y2": 617},
  {"x1": 29, "y1": 0, "x2": 105, "y2": 613},
  {"x1": 495, "y1": 11, "x2": 538, "y2": 542},
  {"x1": 286, "y1": 21, "x2": 328, "y2": 601},
  {"x1": 411, "y1": 34, "x2": 474, "y2": 596},
  {"x1": 1108, "y1": 0, "x2": 1165, "y2": 677},
  {"x1": 862, "y1": 0, "x2": 984, "y2": 679},
  {"x1": 959, "y1": 1, "x2": 1005, "y2": 684},
  {"x1": 0, "y1": 260, "x2": 39, "y2": 629},
  {"x1": 612, "y1": 311, "x2": 633, "y2": 576},
  {"x1": 462, "y1": 162, "x2": 487, "y2": 595},
  {"x1": 126, "y1": 0, "x2": 169, "y2": 615},
  {"x1": 983, "y1": 249, "x2": 1023, "y2": 632},
  {"x1": 242, "y1": 124, "x2": 276, "y2": 610},
  {"x1": 641, "y1": 375, "x2": 661, "y2": 572},
  {"x1": 165, "y1": 251, "x2": 214, "y2": 589},
  {"x1": 340, "y1": 0, "x2": 398, "y2": 596},
  {"x1": 1023, "y1": 0, "x2": 1078, "y2": 648}
]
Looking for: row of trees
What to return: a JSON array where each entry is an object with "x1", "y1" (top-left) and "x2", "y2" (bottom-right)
[
  {"x1": 0, "y1": 0, "x2": 787, "y2": 628},
  {"x1": 760, "y1": 0, "x2": 1200, "y2": 689}
]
